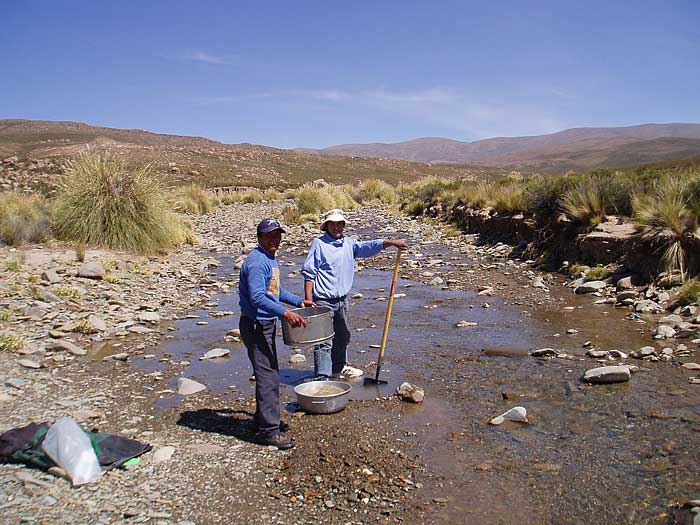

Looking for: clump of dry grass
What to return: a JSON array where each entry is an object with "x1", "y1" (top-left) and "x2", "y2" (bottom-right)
[
  {"x1": 54, "y1": 154, "x2": 193, "y2": 253},
  {"x1": 585, "y1": 265, "x2": 613, "y2": 281},
  {"x1": 170, "y1": 184, "x2": 216, "y2": 215},
  {"x1": 677, "y1": 278, "x2": 700, "y2": 306},
  {"x1": 0, "y1": 191, "x2": 51, "y2": 245},
  {"x1": 219, "y1": 189, "x2": 265, "y2": 204},
  {"x1": 560, "y1": 180, "x2": 609, "y2": 225},
  {"x1": 633, "y1": 177, "x2": 696, "y2": 277},
  {"x1": 352, "y1": 179, "x2": 397, "y2": 205},
  {"x1": 0, "y1": 332, "x2": 25, "y2": 352}
]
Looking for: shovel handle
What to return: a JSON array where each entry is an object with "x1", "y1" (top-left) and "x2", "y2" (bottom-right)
[{"x1": 375, "y1": 249, "x2": 402, "y2": 381}]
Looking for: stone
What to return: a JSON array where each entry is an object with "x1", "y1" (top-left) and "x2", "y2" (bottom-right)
[
  {"x1": 351, "y1": 293, "x2": 364, "y2": 299},
  {"x1": 138, "y1": 311, "x2": 161, "y2": 323},
  {"x1": 18, "y1": 359, "x2": 41, "y2": 369},
  {"x1": 226, "y1": 328, "x2": 241, "y2": 338},
  {"x1": 152, "y1": 446, "x2": 175, "y2": 464},
  {"x1": 616, "y1": 291, "x2": 639, "y2": 303},
  {"x1": 582, "y1": 365, "x2": 631, "y2": 384},
  {"x1": 200, "y1": 348, "x2": 230, "y2": 360},
  {"x1": 5, "y1": 378, "x2": 26, "y2": 389},
  {"x1": 635, "y1": 300, "x2": 663, "y2": 313},
  {"x1": 41, "y1": 269, "x2": 61, "y2": 283},
  {"x1": 47, "y1": 339, "x2": 86, "y2": 356},
  {"x1": 429, "y1": 276, "x2": 444, "y2": 286},
  {"x1": 177, "y1": 377, "x2": 206, "y2": 395},
  {"x1": 586, "y1": 350, "x2": 610, "y2": 358},
  {"x1": 396, "y1": 382, "x2": 424, "y2": 403},
  {"x1": 289, "y1": 353, "x2": 307, "y2": 363},
  {"x1": 681, "y1": 363, "x2": 700, "y2": 370},
  {"x1": 616, "y1": 276, "x2": 634, "y2": 290},
  {"x1": 37, "y1": 289, "x2": 61, "y2": 303},
  {"x1": 659, "y1": 314, "x2": 684, "y2": 326},
  {"x1": 456, "y1": 320, "x2": 478, "y2": 328},
  {"x1": 478, "y1": 286, "x2": 495, "y2": 295},
  {"x1": 639, "y1": 346, "x2": 656, "y2": 357},
  {"x1": 608, "y1": 350, "x2": 628, "y2": 359},
  {"x1": 77, "y1": 262, "x2": 106, "y2": 280},
  {"x1": 87, "y1": 314, "x2": 107, "y2": 332},
  {"x1": 185, "y1": 443, "x2": 224, "y2": 455},
  {"x1": 530, "y1": 348, "x2": 557, "y2": 357},
  {"x1": 680, "y1": 305, "x2": 698, "y2": 317},
  {"x1": 574, "y1": 281, "x2": 607, "y2": 294},
  {"x1": 489, "y1": 406, "x2": 528, "y2": 425},
  {"x1": 656, "y1": 325, "x2": 676, "y2": 339}
]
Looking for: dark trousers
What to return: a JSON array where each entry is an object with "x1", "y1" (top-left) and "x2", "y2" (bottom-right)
[{"x1": 239, "y1": 316, "x2": 280, "y2": 437}]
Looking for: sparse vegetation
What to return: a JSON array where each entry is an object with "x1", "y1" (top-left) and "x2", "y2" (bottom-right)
[
  {"x1": 585, "y1": 265, "x2": 614, "y2": 281},
  {"x1": 53, "y1": 154, "x2": 193, "y2": 253},
  {"x1": 0, "y1": 332, "x2": 25, "y2": 353},
  {"x1": 53, "y1": 285, "x2": 82, "y2": 301},
  {"x1": 676, "y1": 278, "x2": 700, "y2": 306},
  {"x1": 75, "y1": 243, "x2": 86, "y2": 262},
  {"x1": 0, "y1": 191, "x2": 51, "y2": 246},
  {"x1": 72, "y1": 318, "x2": 97, "y2": 334},
  {"x1": 5, "y1": 258, "x2": 23, "y2": 272},
  {"x1": 567, "y1": 263, "x2": 589, "y2": 278},
  {"x1": 170, "y1": 184, "x2": 217, "y2": 215},
  {"x1": 104, "y1": 274, "x2": 122, "y2": 284},
  {"x1": 0, "y1": 308, "x2": 9, "y2": 321}
]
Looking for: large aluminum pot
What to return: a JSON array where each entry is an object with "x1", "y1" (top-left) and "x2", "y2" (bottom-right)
[
  {"x1": 281, "y1": 306, "x2": 334, "y2": 346},
  {"x1": 294, "y1": 380, "x2": 351, "y2": 414}
]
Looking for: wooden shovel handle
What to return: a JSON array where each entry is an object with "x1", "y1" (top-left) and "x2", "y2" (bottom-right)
[{"x1": 375, "y1": 249, "x2": 402, "y2": 381}]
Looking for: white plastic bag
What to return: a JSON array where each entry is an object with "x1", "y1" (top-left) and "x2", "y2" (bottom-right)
[{"x1": 41, "y1": 417, "x2": 103, "y2": 485}]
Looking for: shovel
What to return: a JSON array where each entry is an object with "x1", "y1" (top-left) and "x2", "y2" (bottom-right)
[{"x1": 365, "y1": 249, "x2": 402, "y2": 385}]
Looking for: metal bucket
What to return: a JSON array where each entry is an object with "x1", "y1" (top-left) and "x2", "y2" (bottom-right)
[
  {"x1": 294, "y1": 380, "x2": 351, "y2": 414},
  {"x1": 281, "y1": 306, "x2": 334, "y2": 346}
]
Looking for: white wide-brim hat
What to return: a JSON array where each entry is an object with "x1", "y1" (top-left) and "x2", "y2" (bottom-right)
[{"x1": 321, "y1": 208, "x2": 350, "y2": 231}]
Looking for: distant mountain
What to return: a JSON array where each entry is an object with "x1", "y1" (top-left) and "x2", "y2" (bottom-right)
[
  {"x1": 304, "y1": 124, "x2": 700, "y2": 172},
  {"x1": 0, "y1": 119, "x2": 484, "y2": 189}
]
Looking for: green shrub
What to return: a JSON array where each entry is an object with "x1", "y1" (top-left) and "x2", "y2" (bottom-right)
[
  {"x1": 677, "y1": 278, "x2": 700, "y2": 306},
  {"x1": 585, "y1": 265, "x2": 613, "y2": 281},
  {"x1": 0, "y1": 191, "x2": 51, "y2": 245},
  {"x1": 0, "y1": 308, "x2": 9, "y2": 321},
  {"x1": 567, "y1": 263, "x2": 589, "y2": 277},
  {"x1": 170, "y1": 184, "x2": 216, "y2": 215},
  {"x1": 54, "y1": 154, "x2": 192, "y2": 253},
  {"x1": 5, "y1": 258, "x2": 23, "y2": 272}
]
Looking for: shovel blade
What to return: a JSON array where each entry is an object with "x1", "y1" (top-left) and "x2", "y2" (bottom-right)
[{"x1": 363, "y1": 377, "x2": 388, "y2": 385}]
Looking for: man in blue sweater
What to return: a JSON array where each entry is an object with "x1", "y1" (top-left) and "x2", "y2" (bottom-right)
[
  {"x1": 302, "y1": 209, "x2": 407, "y2": 380},
  {"x1": 239, "y1": 218, "x2": 311, "y2": 450}
]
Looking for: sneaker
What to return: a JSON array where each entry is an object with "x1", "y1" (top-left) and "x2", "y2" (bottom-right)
[
  {"x1": 252, "y1": 421, "x2": 289, "y2": 433},
  {"x1": 338, "y1": 365, "x2": 364, "y2": 378},
  {"x1": 256, "y1": 433, "x2": 294, "y2": 450}
]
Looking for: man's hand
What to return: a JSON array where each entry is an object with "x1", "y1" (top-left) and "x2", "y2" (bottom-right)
[
  {"x1": 301, "y1": 299, "x2": 316, "y2": 308},
  {"x1": 385, "y1": 239, "x2": 408, "y2": 251},
  {"x1": 284, "y1": 309, "x2": 307, "y2": 328}
]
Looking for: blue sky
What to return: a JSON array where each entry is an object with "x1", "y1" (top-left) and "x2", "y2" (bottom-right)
[{"x1": 2, "y1": 1, "x2": 699, "y2": 148}]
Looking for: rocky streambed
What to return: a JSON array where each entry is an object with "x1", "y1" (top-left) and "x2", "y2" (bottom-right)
[{"x1": 1, "y1": 202, "x2": 699, "y2": 524}]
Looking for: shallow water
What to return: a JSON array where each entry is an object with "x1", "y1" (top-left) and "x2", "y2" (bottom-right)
[{"x1": 133, "y1": 241, "x2": 700, "y2": 523}]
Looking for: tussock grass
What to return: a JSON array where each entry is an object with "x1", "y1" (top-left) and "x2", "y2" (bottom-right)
[
  {"x1": 0, "y1": 308, "x2": 9, "y2": 321},
  {"x1": 170, "y1": 184, "x2": 216, "y2": 215},
  {"x1": 292, "y1": 184, "x2": 356, "y2": 216},
  {"x1": 0, "y1": 191, "x2": 51, "y2": 245},
  {"x1": 352, "y1": 179, "x2": 397, "y2": 205},
  {"x1": 560, "y1": 181, "x2": 609, "y2": 225},
  {"x1": 0, "y1": 332, "x2": 25, "y2": 352},
  {"x1": 677, "y1": 278, "x2": 700, "y2": 306},
  {"x1": 491, "y1": 183, "x2": 525, "y2": 213},
  {"x1": 219, "y1": 188, "x2": 265, "y2": 204},
  {"x1": 54, "y1": 154, "x2": 193, "y2": 253},
  {"x1": 281, "y1": 204, "x2": 303, "y2": 225}
]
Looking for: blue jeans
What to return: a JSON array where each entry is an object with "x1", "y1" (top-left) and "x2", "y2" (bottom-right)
[{"x1": 313, "y1": 296, "x2": 351, "y2": 377}]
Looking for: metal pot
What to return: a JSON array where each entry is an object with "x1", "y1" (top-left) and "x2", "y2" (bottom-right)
[
  {"x1": 293, "y1": 381, "x2": 351, "y2": 414},
  {"x1": 281, "y1": 306, "x2": 334, "y2": 346}
]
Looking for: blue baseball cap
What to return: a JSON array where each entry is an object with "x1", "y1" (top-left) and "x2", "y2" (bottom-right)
[{"x1": 256, "y1": 218, "x2": 286, "y2": 235}]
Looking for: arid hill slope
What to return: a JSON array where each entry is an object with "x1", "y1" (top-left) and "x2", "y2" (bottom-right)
[{"x1": 0, "y1": 119, "x2": 492, "y2": 189}]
